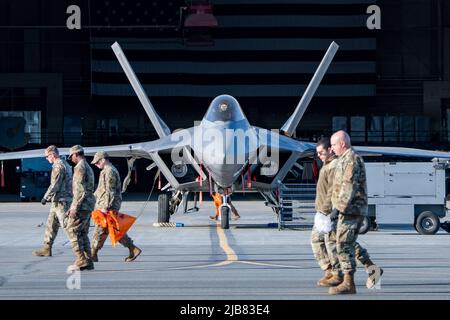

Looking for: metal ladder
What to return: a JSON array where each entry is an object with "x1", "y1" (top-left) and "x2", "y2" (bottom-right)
[{"x1": 278, "y1": 183, "x2": 316, "y2": 230}]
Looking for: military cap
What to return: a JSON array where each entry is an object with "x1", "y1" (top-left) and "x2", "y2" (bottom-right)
[
  {"x1": 69, "y1": 145, "x2": 84, "y2": 157},
  {"x1": 91, "y1": 151, "x2": 109, "y2": 164}
]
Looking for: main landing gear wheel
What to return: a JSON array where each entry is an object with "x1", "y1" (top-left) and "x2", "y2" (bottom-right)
[{"x1": 158, "y1": 193, "x2": 170, "y2": 223}]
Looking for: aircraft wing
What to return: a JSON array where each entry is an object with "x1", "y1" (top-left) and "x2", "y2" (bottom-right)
[
  {"x1": 140, "y1": 127, "x2": 195, "y2": 154},
  {"x1": 0, "y1": 148, "x2": 50, "y2": 161},
  {"x1": 353, "y1": 146, "x2": 450, "y2": 159},
  {"x1": 253, "y1": 127, "x2": 450, "y2": 160},
  {"x1": 0, "y1": 126, "x2": 199, "y2": 162},
  {"x1": 254, "y1": 127, "x2": 316, "y2": 154},
  {"x1": 82, "y1": 143, "x2": 151, "y2": 159},
  {"x1": 0, "y1": 142, "x2": 153, "y2": 161}
]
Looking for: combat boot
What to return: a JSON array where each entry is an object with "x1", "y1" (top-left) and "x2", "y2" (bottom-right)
[
  {"x1": 321, "y1": 273, "x2": 343, "y2": 287},
  {"x1": 317, "y1": 268, "x2": 333, "y2": 286},
  {"x1": 125, "y1": 245, "x2": 142, "y2": 262},
  {"x1": 364, "y1": 259, "x2": 383, "y2": 289},
  {"x1": 328, "y1": 273, "x2": 356, "y2": 295},
  {"x1": 83, "y1": 250, "x2": 95, "y2": 270},
  {"x1": 67, "y1": 251, "x2": 91, "y2": 272},
  {"x1": 32, "y1": 245, "x2": 52, "y2": 257},
  {"x1": 91, "y1": 248, "x2": 99, "y2": 262}
]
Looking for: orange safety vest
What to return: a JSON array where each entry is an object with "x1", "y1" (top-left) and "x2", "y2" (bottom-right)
[{"x1": 212, "y1": 192, "x2": 222, "y2": 217}]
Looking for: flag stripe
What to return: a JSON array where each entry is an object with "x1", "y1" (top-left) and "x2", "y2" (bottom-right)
[
  {"x1": 92, "y1": 27, "x2": 373, "y2": 39},
  {"x1": 92, "y1": 83, "x2": 375, "y2": 97},
  {"x1": 213, "y1": 2, "x2": 374, "y2": 14},
  {"x1": 213, "y1": 0, "x2": 375, "y2": 5},
  {"x1": 92, "y1": 60, "x2": 375, "y2": 74},
  {"x1": 92, "y1": 49, "x2": 375, "y2": 62},
  {"x1": 217, "y1": 15, "x2": 369, "y2": 27},
  {"x1": 92, "y1": 72, "x2": 375, "y2": 85},
  {"x1": 91, "y1": 37, "x2": 375, "y2": 51}
]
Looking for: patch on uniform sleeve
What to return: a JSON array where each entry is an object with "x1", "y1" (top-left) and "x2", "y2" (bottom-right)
[
  {"x1": 51, "y1": 165, "x2": 61, "y2": 178},
  {"x1": 343, "y1": 162, "x2": 355, "y2": 182}
]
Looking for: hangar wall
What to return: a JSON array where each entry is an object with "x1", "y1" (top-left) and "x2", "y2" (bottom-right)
[{"x1": 0, "y1": 0, "x2": 449, "y2": 193}]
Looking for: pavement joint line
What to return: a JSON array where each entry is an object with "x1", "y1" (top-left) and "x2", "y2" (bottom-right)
[
  {"x1": 237, "y1": 261, "x2": 300, "y2": 268},
  {"x1": 2, "y1": 260, "x2": 303, "y2": 277}
]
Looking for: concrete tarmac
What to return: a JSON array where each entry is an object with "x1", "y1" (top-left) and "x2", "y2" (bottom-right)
[{"x1": 0, "y1": 200, "x2": 450, "y2": 300}]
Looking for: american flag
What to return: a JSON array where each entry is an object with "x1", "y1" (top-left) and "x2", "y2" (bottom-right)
[{"x1": 89, "y1": 0, "x2": 376, "y2": 131}]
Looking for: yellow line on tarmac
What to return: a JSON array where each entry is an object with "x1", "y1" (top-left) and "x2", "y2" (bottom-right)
[{"x1": 216, "y1": 225, "x2": 238, "y2": 263}]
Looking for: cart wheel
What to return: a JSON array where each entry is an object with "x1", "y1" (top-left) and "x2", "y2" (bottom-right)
[{"x1": 415, "y1": 211, "x2": 440, "y2": 235}]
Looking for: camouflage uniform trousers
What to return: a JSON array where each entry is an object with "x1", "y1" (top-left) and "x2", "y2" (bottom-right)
[
  {"x1": 335, "y1": 214, "x2": 368, "y2": 275},
  {"x1": 91, "y1": 225, "x2": 134, "y2": 251},
  {"x1": 66, "y1": 210, "x2": 92, "y2": 255},
  {"x1": 311, "y1": 228, "x2": 339, "y2": 274},
  {"x1": 43, "y1": 202, "x2": 70, "y2": 246},
  {"x1": 311, "y1": 227, "x2": 371, "y2": 275}
]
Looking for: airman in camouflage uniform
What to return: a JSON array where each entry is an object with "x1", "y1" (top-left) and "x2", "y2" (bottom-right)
[
  {"x1": 328, "y1": 130, "x2": 383, "y2": 295},
  {"x1": 91, "y1": 151, "x2": 142, "y2": 262},
  {"x1": 32, "y1": 145, "x2": 72, "y2": 257},
  {"x1": 311, "y1": 139, "x2": 340, "y2": 285},
  {"x1": 66, "y1": 145, "x2": 96, "y2": 271},
  {"x1": 311, "y1": 138, "x2": 378, "y2": 289}
]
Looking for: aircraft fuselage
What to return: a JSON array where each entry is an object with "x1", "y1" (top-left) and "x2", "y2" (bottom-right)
[{"x1": 195, "y1": 94, "x2": 258, "y2": 190}]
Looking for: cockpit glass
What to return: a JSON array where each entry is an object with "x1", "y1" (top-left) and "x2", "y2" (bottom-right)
[{"x1": 205, "y1": 95, "x2": 245, "y2": 122}]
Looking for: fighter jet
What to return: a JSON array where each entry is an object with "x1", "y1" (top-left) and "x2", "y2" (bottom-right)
[{"x1": 1, "y1": 41, "x2": 450, "y2": 229}]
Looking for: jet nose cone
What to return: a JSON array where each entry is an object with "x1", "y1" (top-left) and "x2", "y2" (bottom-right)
[{"x1": 207, "y1": 163, "x2": 244, "y2": 188}]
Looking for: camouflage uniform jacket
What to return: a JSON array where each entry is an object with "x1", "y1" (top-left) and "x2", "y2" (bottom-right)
[
  {"x1": 43, "y1": 158, "x2": 73, "y2": 203},
  {"x1": 95, "y1": 163, "x2": 122, "y2": 211},
  {"x1": 70, "y1": 158, "x2": 96, "y2": 212},
  {"x1": 331, "y1": 148, "x2": 368, "y2": 216},
  {"x1": 314, "y1": 155, "x2": 337, "y2": 215}
]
